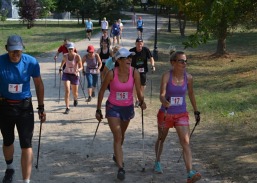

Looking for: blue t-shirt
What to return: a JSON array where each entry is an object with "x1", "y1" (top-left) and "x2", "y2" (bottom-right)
[
  {"x1": 105, "y1": 57, "x2": 115, "y2": 70},
  {"x1": 85, "y1": 21, "x2": 93, "y2": 29},
  {"x1": 137, "y1": 20, "x2": 143, "y2": 28},
  {"x1": 0, "y1": 53, "x2": 40, "y2": 100}
]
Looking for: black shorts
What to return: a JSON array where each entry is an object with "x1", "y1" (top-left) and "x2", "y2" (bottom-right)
[
  {"x1": 100, "y1": 62, "x2": 106, "y2": 72},
  {"x1": 140, "y1": 73, "x2": 147, "y2": 86},
  {"x1": 86, "y1": 29, "x2": 92, "y2": 33},
  {"x1": 0, "y1": 98, "x2": 34, "y2": 148},
  {"x1": 137, "y1": 28, "x2": 143, "y2": 32}
]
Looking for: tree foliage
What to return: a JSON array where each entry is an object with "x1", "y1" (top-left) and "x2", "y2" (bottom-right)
[{"x1": 160, "y1": 0, "x2": 257, "y2": 56}]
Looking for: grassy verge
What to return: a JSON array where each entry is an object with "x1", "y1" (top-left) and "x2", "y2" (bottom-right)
[
  {"x1": 145, "y1": 19, "x2": 257, "y2": 182},
  {"x1": 0, "y1": 20, "x2": 101, "y2": 55}
]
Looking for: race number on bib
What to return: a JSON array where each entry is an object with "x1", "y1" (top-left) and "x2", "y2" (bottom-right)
[
  {"x1": 90, "y1": 69, "x2": 98, "y2": 74},
  {"x1": 170, "y1": 97, "x2": 183, "y2": 106},
  {"x1": 8, "y1": 84, "x2": 23, "y2": 93},
  {"x1": 138, "y1": 67, "x2": 144, "y2": 73},
  {"x1": 116, "y1": 92, "x2": 128, "y2": 100},
  {"x1": 68, "y1": 67, "x2": 75, "y2": 73}
]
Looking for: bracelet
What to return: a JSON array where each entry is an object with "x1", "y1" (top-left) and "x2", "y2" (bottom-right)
[
  {"x1": 96, "y1": 109, "x2": 102, "y2": 113},
  {"x1": 194, "y1": 111, "x2": 200, "y2": 115}
]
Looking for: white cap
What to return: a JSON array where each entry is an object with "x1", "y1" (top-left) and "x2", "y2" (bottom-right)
[{"x1": 115, "y1": 48, "x2": 135, "y2": 60}]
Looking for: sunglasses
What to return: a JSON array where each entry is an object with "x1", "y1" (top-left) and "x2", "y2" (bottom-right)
[
  {"x1": 177, "y1": 59, "x2": 187, "y2": 64},
  {"x1": 119, "y1": 55, "x2": 133, "y2": 60},
  {"x1": 68, "y1": 48, "x2": 73, "y2": 50}
]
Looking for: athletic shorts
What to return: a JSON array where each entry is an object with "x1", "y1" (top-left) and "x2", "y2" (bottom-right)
[
  {"x1": 157, "y1": 110, "x2": 189, "y2": 128},
  {"x1": 105, "y1": 100, "x2": 135, "y2": 121},
  {"x1": 137, "y1": 28, "x2": 143, "y2": 32},
  {"x1": 0, "y1": 98, "x2": 34, "y2": 148},
  {"x1": 140, "y1": 73, "x2": 147, "y2": 86},
  {"x1": 62, "y1": 73, "x2": 79, "y2": 85},
  {"x1": 100, "y1": 62, "x2": 106, "y2": 72},
  {"x1": 86, "y1": 29, "x2": 92, "y2": 33}
]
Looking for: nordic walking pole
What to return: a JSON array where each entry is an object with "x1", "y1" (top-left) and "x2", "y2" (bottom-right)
[
  {"x1": 58, "y1": 71, "x2": 62, "y2": 103},
  {"x1": 54, "y1": 59, "x2": 57, "y2": 87},
  {"x1": 177, "y1": 111, "x2": 200, "y2": 163},
  {"x1": 141, "y1": 108, "x2": 146, "y2": 172},
  {"x1": 87, "y1": 111, "x2": 103, "y2": 158},
  {"x1": 79, "y1": 76, "x2": 87, "y2": 100},
  {"x1": 150, "y1": 71, "x2": 153, "y2": 103},
  {"x1": 35, "y1": 121, "x2": 42, "y2": 169},
  {"x1": 155, "y1": 108, "x2": 167, "y2": 164}
]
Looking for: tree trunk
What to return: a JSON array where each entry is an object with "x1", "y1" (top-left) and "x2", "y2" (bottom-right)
[
  {"x1": 178, "y1": 11, "x2": 186, "y2": 37},
  {"x1": 216, "y1": 38, "x2": 227, "y2": 55}
]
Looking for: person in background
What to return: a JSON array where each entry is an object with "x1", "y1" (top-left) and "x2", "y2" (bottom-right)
[
  {"x1": 54, "y1": 38, "x2": 78, "y2": 69},
  {"x1": 101, "y1": 17, "x2": 109, "y2": 32},
  {"x1": 154, "y1": 50, "x2": 201, "y2": 183},
  {"x1": 136, "y1": 16, "x2": 144, "y2": 38},
  {"x1": 132, "y1": 12, "x2": 137, "y2": 26},
  {"x1": 85, "y1": 18, "x2": 93, "y2": 41},
  {"x1": 118, "y1": 19, "x2": 124, "y2": 39},
  {"x1": 95, "y1": 47, "x2": 146, "y2": 181},
  {"x1": 97, "y1": 40, "x2": 113, "y2": 82},
  {"x1": 110, "y1": 20, "x2": 120, "y2": 46},
  {"x1": 59, "y1": 42, "x2": 83, "y2": 114},
  {"x1": 82, "y1": 45, "x2": 102, "y2": 102},
  {"x1": 100, "y1": 30, "x2": 111, "y2": 48},
  {"x1": 0, "y1": 35, "x2": 46, "y2": 183},
  {"x1": 130, "y1": 38, "x2": 155, "y2": 107}
]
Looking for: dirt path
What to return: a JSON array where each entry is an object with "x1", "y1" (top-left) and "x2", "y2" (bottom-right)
[{"x1": 0, "y1": 12, "x2": 222, "y2": 183}]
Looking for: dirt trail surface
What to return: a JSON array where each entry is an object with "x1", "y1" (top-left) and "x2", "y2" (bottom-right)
[{"x1": 0, "y1": 12, "x2": 222, "y2": 183}]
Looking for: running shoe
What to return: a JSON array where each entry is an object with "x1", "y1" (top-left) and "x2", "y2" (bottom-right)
[
  {"x1": 2, "y1": 169, "x2": 15, "y2": 183},
  {"x1": 154, "y1": 161, "x2": 163, "y2": 174},
  {"x1": 64, "y1": 108, "x2": 70, "y2": 114},
  {"x1": 187, "y1": 170, "x2": 201, "y2": 183},
  {"x1": 117, "y1": 168, "x2": 125, "y2": 180},
  {"x1": 74, "y1": 100, "x2": 78, "y2": 107},
  {"x1": 86, "y1": 96, "x2": 92, "y2": 102},
  {"x1": 92, "y1": 91, "x2": 95, "y2": 97}
]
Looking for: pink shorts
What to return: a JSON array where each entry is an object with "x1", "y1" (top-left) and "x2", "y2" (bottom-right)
[{"x1": 157, "y1": 110, "x2": 189, "y2": 128}]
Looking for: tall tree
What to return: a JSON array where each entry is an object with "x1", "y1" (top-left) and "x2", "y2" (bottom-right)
[
  {"x1": 14, "y1": 0, "x2": 39, "y2": 29},
  {"x1": 183, "y1": 0, "x2": 257, "y2": 56}
]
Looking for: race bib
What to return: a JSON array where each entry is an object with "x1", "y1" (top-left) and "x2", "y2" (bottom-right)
[
  {"x1": 170, "y1": 97, "x2": 183, "y2": 106},
  {"x1": 116, "y1": 92, "x2": 128, "y2": 100},
  {"x1": 138, "y1": 67, "x2": 144, "y2": 73},
  {"x1": 68, "y1": 67, "x2": 75, "y2": 73},
  {"x1": 90, "y1": 69, "x2": 98, "y2": 74},
  {"x1": 8, "y1": 84, "x2": 23, "y2": 93}
]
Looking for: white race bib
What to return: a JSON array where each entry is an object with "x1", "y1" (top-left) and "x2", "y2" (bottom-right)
[
  {"x1": 138, "y1": 67, "x2": 144, "y2": 73},
  {"x1": 116, "y1": 92, "x2": 128, "y2": 100},
  {"x1": 90, "y1": 69, "x2": 98, "y2": 74},
  {"x1": 68, "y1": 67, "x2": 75, "y2": 73},
  {"x1": 170, "y1": 97, "x2": 183, "y2": 106},
  {"x1": 8, "y1": 84, "x2": 23, "y2": 93}
]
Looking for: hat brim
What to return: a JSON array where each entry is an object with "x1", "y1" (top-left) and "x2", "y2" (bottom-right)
[{"x1": 7, "y1": 45, "x2": 23, "y2": 51}]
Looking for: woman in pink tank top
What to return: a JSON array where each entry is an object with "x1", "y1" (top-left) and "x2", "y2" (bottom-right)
[
  {"x1": 59, "y1": 42, "x2": 82, "y2": 114},
  {"x1": 95, "y1": 48, "x2": 146, "y2": 181},
  {"x1": 154, "y1": 50, "x2": 201, "y2": 183}
]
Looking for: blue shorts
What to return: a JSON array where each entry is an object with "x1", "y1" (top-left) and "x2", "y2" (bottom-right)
[
  {"x1": 62, "y1": 73, "x2": 79, "y2": 85},
  {"x1": 105, "y1": 100, "x2": 135, "y2": 121}
]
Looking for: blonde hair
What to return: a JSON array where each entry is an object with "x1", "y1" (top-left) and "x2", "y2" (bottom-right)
[
  {"x1": 112, "y1": 46, "x2": 121, "y2": 55},
  {"x1": 170, "y1": 50, "x2": 185, "y2": 61}
]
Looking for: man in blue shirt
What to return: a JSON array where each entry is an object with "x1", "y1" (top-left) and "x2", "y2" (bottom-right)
[{"x1": 0, "y1": 35, "x2": 46, "y2": 183}]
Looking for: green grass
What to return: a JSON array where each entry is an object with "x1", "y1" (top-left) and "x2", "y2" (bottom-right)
[{"x1": 0, "y1": 20, "x2": 101, "y2": 55}]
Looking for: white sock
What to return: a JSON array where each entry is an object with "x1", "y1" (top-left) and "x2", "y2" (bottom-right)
[{"x1": 23, "y1": 179, "x2": 30, "y2": 183}]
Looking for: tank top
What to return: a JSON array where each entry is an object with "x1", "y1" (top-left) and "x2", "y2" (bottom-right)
[
  {"x1": 99, "y1": 47, "x2": 110, "y2": 63},
  {"x1": 63, "y1": 53, "x2": 78, "y2": 75},
  {"x1": 160, "y1": 70, "x2": 187, "y2": 114},
  {"x1": 108, "y1": 67, "x2": 134, "y2": 106},
  {"x1": 85, "y1": 54, "x2": 99, "y2": 74}
]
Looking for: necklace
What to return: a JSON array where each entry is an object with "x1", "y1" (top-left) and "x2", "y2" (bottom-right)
[{"x1": 173, "y1": 76, "x2": 183, "y2": 84}]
